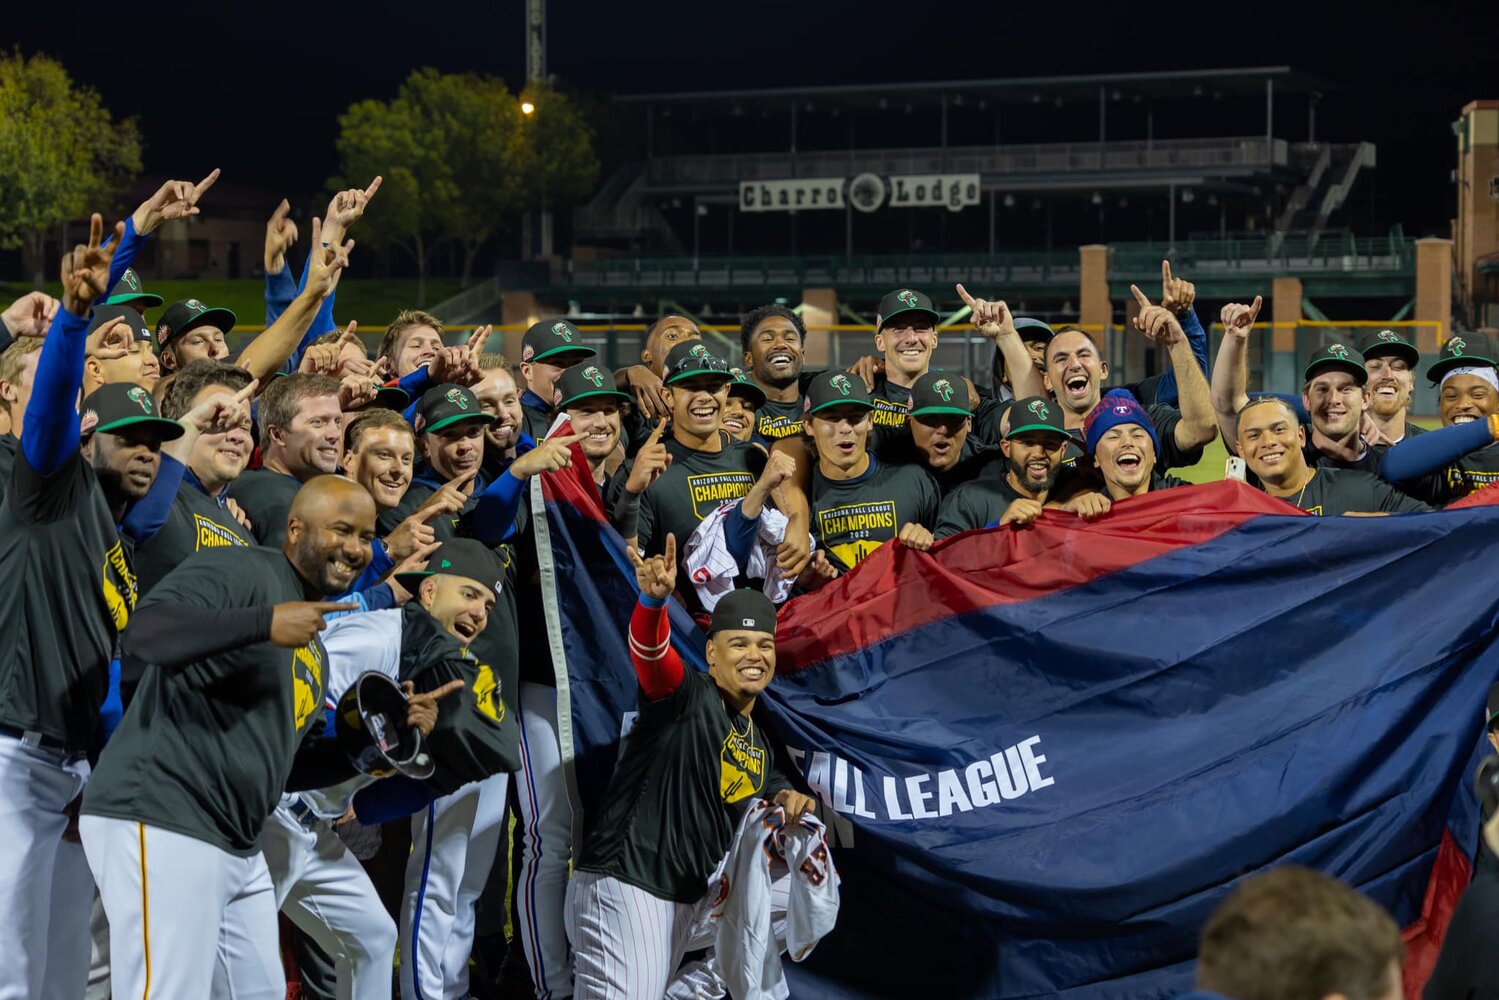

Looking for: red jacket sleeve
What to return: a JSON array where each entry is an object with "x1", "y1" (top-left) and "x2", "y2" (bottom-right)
[{"x1": 629, "y1": 598, "x2": 685, "y2": 700}]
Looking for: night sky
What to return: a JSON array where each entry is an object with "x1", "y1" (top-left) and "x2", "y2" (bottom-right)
[{"x1": 9, "y1": 0, "x2": 1498, "y2": 237}]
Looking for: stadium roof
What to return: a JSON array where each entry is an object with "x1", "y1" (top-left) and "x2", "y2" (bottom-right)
[{"x1": 615, "y1": 67, "x2": 1330, "y2": 111}]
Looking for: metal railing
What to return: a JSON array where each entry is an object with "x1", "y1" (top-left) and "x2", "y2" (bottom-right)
[{"x1": 647, "y1": 137, "x2": 1290, "y2": 185}]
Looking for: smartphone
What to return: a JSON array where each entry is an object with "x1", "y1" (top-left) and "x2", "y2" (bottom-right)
[{"x1": 1225, "y1": 456, "x2": 1247, "y2": 482}]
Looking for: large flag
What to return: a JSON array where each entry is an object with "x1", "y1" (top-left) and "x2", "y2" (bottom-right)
[{"x1": 534, "y1": 443, "x2": 1499, "y2": 999}]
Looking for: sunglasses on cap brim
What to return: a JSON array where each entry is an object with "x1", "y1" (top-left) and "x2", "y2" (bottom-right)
[{"x1": 672, "y1": 356, "x2": 730, "y2": 375}]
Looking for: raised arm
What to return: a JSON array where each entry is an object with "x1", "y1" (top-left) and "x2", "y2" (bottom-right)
[
  {"x1": 1210, "y1": 297, "x2": 1262, "y2": 453},
  {"x1": 23, "y1": 215, "x2": 123, "y2": 476},
  {"x1": 234, "y1": 216, "x2": 351, "y2": 383},
  {"x1": 1130, "y1": 287, "x2": 1217, "y2": 451},
  {"x1": 263, "y1": 198, "x2": 300, "y2": 327},
  {"x1": 958, "y1": 283, "x2": 1044, "y2": 400},
  {"x1": 626, "y1": 534, "x2": 685, "y2": 700}
]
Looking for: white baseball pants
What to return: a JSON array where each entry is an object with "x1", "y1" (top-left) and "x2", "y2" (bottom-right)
[
  {"x1": 514, "y1": 681, "x2": 575, "y2": 999},
  {"x1": 0, "y1": 734, "x2": 92, "y2": 1000},
  {"x1": 81, "y1": 815, "x2": 283, "y2": 1000}
]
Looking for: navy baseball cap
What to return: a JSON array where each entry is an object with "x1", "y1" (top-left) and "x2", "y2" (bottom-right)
[{"x1": 88, "y1": 304, "x2": 154, "y2": 347}]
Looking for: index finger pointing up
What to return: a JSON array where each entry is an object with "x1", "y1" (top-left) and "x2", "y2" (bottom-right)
[
  {"x1": 1129, "y1": 284, "x2": 1152, "y2": 310},
  {"x1": 955, "y1": 283, "x2": 977, "y2": 309},
  {"x1": 194, "y1": 168, "x2": 221, "y2": 201},
  {"x1": 364, "y1": 176, "x2": 383, "y2": 200}
]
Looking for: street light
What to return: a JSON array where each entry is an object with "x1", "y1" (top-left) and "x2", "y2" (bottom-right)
[{"x1": 521, "y1": 101, "x2": 535, "y2": 115}]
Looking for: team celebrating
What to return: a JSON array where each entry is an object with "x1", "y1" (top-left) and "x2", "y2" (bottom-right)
[{"x1": 0, "y1": 170, "x2": 1494, "y2": 1000}]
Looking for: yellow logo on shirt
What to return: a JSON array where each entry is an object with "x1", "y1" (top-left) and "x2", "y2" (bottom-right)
[
  {"x1": 756, "y1": 413, "x2": 802, "y2": 439},
  {"x1": 687, "y1": 472, "x2": 755, "y2": 519},
  {"x1": 720, "y1": 728, "x2": 766, "y2": 803},
  {"x1": 472, "y1": 662, "x2": 505, "y2": 725},
  {"x1": 818, "y1": 500, "x2": 898, "y2": 568},
  {"x1": 100, "y1": 540, "x2": 137, "y2": 631},
  {"x1": 1445, "y1": 466, "x2": 1499, "y2": 496},
  {"x1": 870, "y1": 398, "x2": 910, "y2": 428},
  {"x1": 194, "y1": 514, "x2": 247, "y2": 550},
  {"x1": 291, "y1": 643, "x2": 325, "y2": 731}
]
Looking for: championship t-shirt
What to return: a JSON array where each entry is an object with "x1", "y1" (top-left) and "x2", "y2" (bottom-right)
[
  {"x1": 0, "y1": 449, "x2": 135, "y2": 752},
  {"x1": 1275, "y1": 468, "x2": 1431, "y2": 516},
  {"x1": 228, "y1": 467, "x2": 302, "y2": 547},
  {"x1": 631, "y1": 433, "x2": 766, "y2": 561},
  {"x1": 811, "y1": 457, "x2": 940, "y2": 571},
  {"x1": 868, "y1": 376, "x2": 914, "y2": 430},
  {"x1": 132, "y1": 475, "x2": 253, "y2": 594},
  {"x1": 933, "y1": 468, "x2": 1032, "y2": 539},
  {"x1": 754, "y1": 397, "x2": 804, "y2": 442},
  {"x1": 576, "y1": 669, "x2": 792, "y2": 902},
  {"x1": 84, "y1": 547, "x2": 330, "y2": 855}
]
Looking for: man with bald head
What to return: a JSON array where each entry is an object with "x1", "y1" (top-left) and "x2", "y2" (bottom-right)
[{"x1": 82, "y1": 475, "x2": 377, "y2": 999}]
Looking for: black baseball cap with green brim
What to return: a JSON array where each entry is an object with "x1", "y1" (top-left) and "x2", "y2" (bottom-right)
[
  {"x1": 1005, "y1": 396, "x2": 1071, "y2": 440},
  {"x1": 1357, "y1": 328, "x2": 1419, "y2": 368},
  {"x1": 554, "y1": 362, "x2": 631, "y2": 410},
  {"x1": 804, "y1": 370, "x2": 873, "y2": 416},
  {"x1": 104, "y1": 268, "x2": 163, "y2": 309},
  {"x1": 372, "y1": 381, "x2": 411, "y2": 410},
  {"x1": 394, "y1": 538, "x2": 505, "y2": 597},
  {"x1": 157, "y1": 298, "x2": 237, "y2": 348},
  {"x1": 1013, "y1": 317, "x2": 1055, "y2": 344},
  {"x1": 727, "y1": 367, "x2": 766, "y2": 406},
  {"x1": 521, "y1": 319, "x2": 596, "y2": 365},
  {"x1": 909, "y1": 371, "x2": 972, "y2": 418},
  {"x1": 79, "y1": 382, "x2": 184, "y2": 440},
  {"x1": 663, "y1": 341, "x2": 732, "y2": 386},
  {"x1": 875, "y1": 288, "x2": 940, "y2": 331},
  {"x1": 1427, "y1": 332, "x2": 1499, "y2": 385},
  {"x1": 414, "y1": 383, "x2": 495, "y2": 434},
  {"x1": 1303, "y1": 344, "x2": 1367, "y2": 386}
]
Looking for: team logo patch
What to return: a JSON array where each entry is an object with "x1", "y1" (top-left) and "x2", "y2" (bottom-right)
[
  {"x1": 1028, "y1": 399, "x2": 1050, "y2": 419},
  {"x1": 933, "y1": 378, "x2": 954, "y2": 402},
  {"x1": 127, "y1": 386, "x2": 152, "y2": 413},
  {"x1": 445, "y1": 387, "x2": 469, "y2": 410},
  {"x1": 1111, "y1": 400, "x2": 1133, "y2": 417},
  {"x1": 291, "y1": 642, "x2": 325, "y2": 732},
  {"x1": 690, "y1": 343, "x2": 712, "y2": 359},
  {"x1": 473, "y1": 662, "x2": 505, "y2": 724},
  {"x1": 1448, "y1": 337, "x2": 1467, "y2": 357},
  {"x1": 896, "y1": 289, "x2": 919, "y2": 308},
  {"x1": 186, "y1": 298, "x2": 206, "y2": 312},
  {"x1": 582, "y1": 365, "x2": 605, "y2": 388},
  {"x1": 828, "y1": 374, "x2": 853, "y2": 396},
  {"x1": 194, "y1": 514, "x2": 247, "y2": 550},
  {"x1": 123, "y1": 271, "x2": 141, "y2": 291},
  {"x1": 692, "y1": 566, "x2": 712, "y2": 583},
  {"x1": 522, "y1": 344, "x2": 535, "y2": 362},
  {"x1": 1326, "y1": 343, "x2": 1350, "y2": 360},
  {"x1": 80, "y1": 409, "x2": 99, "y2": 434},
  {"x1": 720, "y1": 729, "x2": 766, "y2": 803},
  {"x1": 1378, "y1": 330, "x2": 1400, "y2": 343},
  {"x1": 551, "y1": 322, "x2": 574, "y2": 342},
  {"x1": 99, "y1": 540, "x2": 137, "y2": 631}
]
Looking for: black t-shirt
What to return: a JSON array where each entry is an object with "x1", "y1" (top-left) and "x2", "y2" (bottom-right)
[
  {"x1": 868, "y1": 376, "x2": 913, "y2": 431},
  {"x1": 1274, "y1": 468, "x2": 1431, "y2": 516},
  {"x1": 811, "y1": 457, "x2": 940, "y2": 571},
  {"x1": 0, "y1": 432, "x2": 15, "y2": 503},
  {"x1": 754, "y1": 397, "x2": 804, "y2": 442},
  {"x1": 1396, "y1": 443, "x2": 1499, "y2": 507},
  {"x1": 872, "y1": 426, "x2": 1002, "y2": 498},
  {"x1": 228, "y1": 467, "x2": 302, "y2": 547},
  {"x1": 934, "y1": 469, "x2": 1031, "y2": 539},
  {"x1": 626, "y1": 433, "x2": 765, "y2": 558},
  {"x1": 132, "y1": 477, "x2": 254, "y2": 595},
  {"x1": 83, "y1": 547, "x2": 330, "y2": 855},
  {"x1": 0, "y1": 449, "x2": 135, "y2": 752},
  {"x1": 576, "y1": 670, "x2": 792, "y2": 902}
]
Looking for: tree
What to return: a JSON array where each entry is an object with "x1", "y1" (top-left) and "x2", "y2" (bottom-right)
[
  {"x1": 0, "y1": 51, "x2": 142, "y2": 283},
  {"x1": 332, "y1": 69, "x2": 600, "y2": 303}
]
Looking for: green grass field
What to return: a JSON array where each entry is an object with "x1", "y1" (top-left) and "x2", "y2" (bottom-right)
[{"x1": 0, "y1": 278, "x2": 465, "y2": 332}]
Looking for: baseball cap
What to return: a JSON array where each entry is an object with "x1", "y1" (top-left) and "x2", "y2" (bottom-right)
[
  {"x1": 1427, "y1": 332, "x2": 1499, "y2": 385},
  {"x1": 88, "y1": 304, "x2": 154, "y2": 347},
  {"x1": 371, "y1": 381, "x2": 412, "y2": 410},
  {"x1": 521, "y1": 319, "x2": 596, "y2": 365},
  {"x1": 79, "y1": 382, "x2": 184, "y2": 440},
  {"x1": 875, "y1": 288, "x2": 939, "y2": 331},
  {"x1": 414, "y1": 383, "x2": 495, "y2": 434},
  {"x1": 1357, "y1": 328, "x2": 1419, "y2": 368},
  {"x1": 103, "y1": 268, "x2": 163, "y2": 309},
  {"x1": 908, "y1": 371, "x2": 971, "y2": 418},
  {"x1": 804, "y1": 371, "x2": 873, "y2": 416},
  {"x1": 1303, "y1": 343, "x2": 1367, "y2": 386},
  {"x1": 707, "y1": 588, "x2": 776, "y2": 637},
  {"x1": 395, "y1": 538, "x2": 505, "y2": 597},
  {"x1": 1005, "y1": 396, "x2": 1071, "y2": 440},
  {"x1": 727, "y1": 367, "x2": 767, "y2": 407},
  {"x1": 157, "y1": 298, "x2": 237, "y2": 348},
  {"x1": 1014, "y1": 317, "x2": 1055, "y2": 344},
  {"x1": 554, "y1": 362, "x2": 630, "y2": 410},
  {"x1": 1083, "y1": 390, "x2": 1160, "y2": 456},
  {"x1": 663, "y1": 341, "x2": 732, "y2": 386}
]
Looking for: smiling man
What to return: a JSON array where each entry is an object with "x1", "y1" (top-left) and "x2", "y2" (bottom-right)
[
  {"x1": 554, "y1": 361, "x2": 633, "y2": 490},
  {"x1": 519, "y1": 319, "x2": 598, "y2": 440},
  {"x1": 155, "y1": 298, "x2": 237, "y2": 374},
  {"x1": 230, "y1": 373, "x2": 345, "y2": 547},
  {"x1": 1084, "y1": 392, "x2": 1191, "y2": 500},
  {"x1": 568, "y1": 539, "x2": 818, "y2": 1000},
  {"x1": 869, "y1": 288, "x2": 941, "y2": 428},
  {"x1": 1235, "y1": 396, "x2": 1428, "y2": 515},
  {"x1": 1377, "y1": 332, "x2": 1499, "y2": 504},
  {"x1": 378, "y1": 310, "x2": 447, "y2": 379},
  {"x1": 723, "y1": 368, "x2": 765, "y2": 444},
  {"x1": 342, "y1": 408, "x2": 416, "y2": 515},
  {"x1": 741, "y1": 304, "x2": 812, "y2": 441},
  {"x1": 1298, "y1": 344, "x2": 1383, "y2": 472},
  {"x1": 1359, "y1": 329, "x2": 1425, "y2": 445},
  {"x1": 935, "y1": 396, "x2": 1081, "y2": 537}
]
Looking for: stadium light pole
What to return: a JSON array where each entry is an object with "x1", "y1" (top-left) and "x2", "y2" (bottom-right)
[{"x1": 525, "y1": 0, "x2": 550, "y2": 260}]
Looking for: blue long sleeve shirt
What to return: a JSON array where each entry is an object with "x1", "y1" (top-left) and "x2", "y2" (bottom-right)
[
  {"x1": 22, "y1": 308, "x2": 90, "y2": 475},
  {"x1": 1381, "y1": 418, "x2": 1494, "y2": 482},
  {"x1": 100, "y1": 217, "x2": 148, "y2": 302},
  {"x1": 276, "y1": 249, "x2": 337, "y2": 374},
  {"x1": 264, "y1": 266, "x2": 298, "y2": 328},
  {"x1": 119, "y1": 453, "x2": 187, "y2": 545}
]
